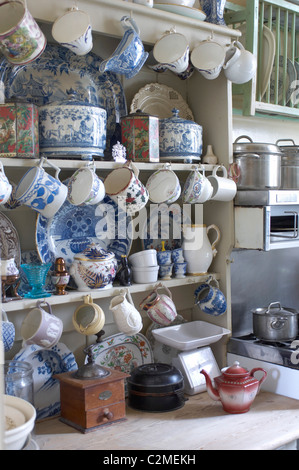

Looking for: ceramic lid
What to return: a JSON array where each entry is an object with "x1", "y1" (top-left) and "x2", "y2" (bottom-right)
[
  {"x1": 222, "y1": 361, "x2": 249, "y2": 377},
  {"x1": 160, "y1": 108, "x2": 201, "y2": 128},
  {"x1": 43, "y1": 90, "x2": 105, "y2": 111},
  {"x1": 74, "y1": 243, "x2": 115, "y2": 262}
]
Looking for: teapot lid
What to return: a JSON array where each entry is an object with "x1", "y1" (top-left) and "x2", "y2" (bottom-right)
[
  {"x1": 74, "y1": 243, "x2": 115, "y2": 261},
  {"x1": 222, "y1": 361, "x2": 249, "y2": 377}
]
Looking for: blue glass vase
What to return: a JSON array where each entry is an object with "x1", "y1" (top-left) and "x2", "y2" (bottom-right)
[
  {"x1": 20, "y1": 263, "x2": 52, "y2": 298},
  {"x1": 200, "y1": 0, "x2": 226, "y2": 26}
]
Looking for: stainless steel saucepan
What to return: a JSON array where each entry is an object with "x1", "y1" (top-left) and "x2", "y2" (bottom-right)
[{"x1": 252, "y1": 302, "x2": 298, "y2": 342}]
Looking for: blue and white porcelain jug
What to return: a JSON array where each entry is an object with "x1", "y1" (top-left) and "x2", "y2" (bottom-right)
[
  {"x1": 99, "y1": 16, "x2": 148, "y2": 79},
  {"x1": 200, "y1": 0, "x2": 226, "y2": 26}
]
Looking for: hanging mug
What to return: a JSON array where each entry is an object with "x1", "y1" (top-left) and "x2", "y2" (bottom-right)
[
  {"x1": 0, "y1": 0, "x2": 46, "y2": 65},
  {"x1": 139, "y1": 283, "x2": 177, "y2": 326},
  {"x1": 21, "y1": 301, "x2": 63, "y2": 348},
  {"x1": 72, "y1": 295, "x2": 105, "y2": 335},
  {"x1": 109, "y1": 289, "x2": 142, "y2": 335},
  {"x1": 194, "y1": 276, "x2": 227, "y2": 316}
]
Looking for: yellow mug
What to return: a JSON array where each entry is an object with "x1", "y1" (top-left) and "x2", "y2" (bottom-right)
[{"x1": 72, "y1": 295, "x2": 105, "y2": 336}]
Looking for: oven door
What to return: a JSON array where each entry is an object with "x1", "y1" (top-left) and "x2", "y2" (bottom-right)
[{"x1": 235, "y1": 205, "x2": 299, "y2": 250}]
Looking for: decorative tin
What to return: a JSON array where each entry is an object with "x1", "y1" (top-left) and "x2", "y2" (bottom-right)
[
  {"x1": 0, "y1": 102, "x2": 39, "y2": 158},
  {"x1": 121, "y1": 109, "x2": 159, "y2": 162}
]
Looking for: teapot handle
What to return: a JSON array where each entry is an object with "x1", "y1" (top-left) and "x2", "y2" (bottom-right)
[
  {"x1": 250, "y1": 367, "x2": 267, "y2": 391},
  {"x1": 207, "y1": 224, "x2": 221, "y2": 257},
  {"x1": 121, "y1": 15, "x2": 140, "y2": 35}
]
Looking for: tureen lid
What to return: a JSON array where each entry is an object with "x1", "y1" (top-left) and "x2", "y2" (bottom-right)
[
  {"x1": 160, "y1": 108, "x2": 200, "y2": 127},
  {"x1": 74, "y1": 243, "x2": 115, "y2": 261},
  {"x1": 42, "y1": 89, "x2": 105, "y2": 111}
]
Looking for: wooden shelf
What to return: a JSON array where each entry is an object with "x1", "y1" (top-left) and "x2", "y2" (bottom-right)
[{"x1": 3, "y1": 273, "x2": 219, "y2": 312}]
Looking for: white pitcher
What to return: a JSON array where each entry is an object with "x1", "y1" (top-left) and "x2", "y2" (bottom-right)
[
  {"x1": 109, "y1": 289, "x2": 142, "y2": 335},
  {"x1": 182, "y1": 224, "x2": 221, "y2": 275}
]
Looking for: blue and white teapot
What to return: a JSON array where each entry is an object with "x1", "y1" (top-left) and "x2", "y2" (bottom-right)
[{"x1": 99, "y1": 16, "x2": 148, "y2": 79}]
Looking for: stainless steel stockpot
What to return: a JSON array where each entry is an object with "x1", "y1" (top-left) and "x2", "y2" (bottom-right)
[
  {"x1": 252, "y1": 302, "x2": 298, "y2": 342},
  {"x1": 232, "y1": 135, "x2": 282, "y2": 189},
  {"x1": 276, "y1": 139, "x2": 299, "y2": 189}
]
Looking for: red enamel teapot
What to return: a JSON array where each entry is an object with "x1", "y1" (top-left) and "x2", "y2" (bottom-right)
[{"x1": 201, "y1": 361, "x2": 267, "y2": 414}]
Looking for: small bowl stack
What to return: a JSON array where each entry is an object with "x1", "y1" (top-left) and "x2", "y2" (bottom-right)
[{"x1": 129, "y1": 250, "x2": 159, "y2": 284}]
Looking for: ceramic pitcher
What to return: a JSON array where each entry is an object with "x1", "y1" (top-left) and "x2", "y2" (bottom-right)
[
  {"x1": 183, "y1": 224, "x2": 221, "y2": 275},
  {"x1": 109, "y1": 289, "x2": 143, "y2": 335},
  {"x1": 139, "y1": 283, "x2": 177, "y2": 326}
]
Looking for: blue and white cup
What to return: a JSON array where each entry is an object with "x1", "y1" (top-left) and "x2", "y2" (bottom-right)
[
  {"x1": 1, "y1": 309, "x2": 15, "y2": 352},
  {"x1": 159, "y1": 263, "x2": 173, "y2": 280},
  {"x1": 171, "y1": 248, "x2": 184, "y2": 264},
  {"x1": 15, "y1": 157, "x2": 67, "y2": 218},
  {"x1": 174, "y1": 262, "x2": 187, "y2": 279},
  {"x1": 194, "y1": 277, "x2": 227, "y2": 316},
  {"x1": 153, "y1": 28, "x2": 189, "y2": 75},
  {"x1": 157, "y1": 250, "x2": 172, "y2": 266}
]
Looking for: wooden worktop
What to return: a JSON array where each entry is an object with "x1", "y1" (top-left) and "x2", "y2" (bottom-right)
[{"x1": 34, "y1": 391, "x2": 299, "y2": 451}]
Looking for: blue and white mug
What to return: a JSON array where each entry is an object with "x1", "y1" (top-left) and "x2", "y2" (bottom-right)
[
  {"x1": 1, "y1": 309, "x2": 15, "y2": 352},
  {"x1": 194, "y1": 276, "x2": 227, "y2": 316},
  {"x1": 15, "y1": 157, "x2": 67, "y2": 218}
]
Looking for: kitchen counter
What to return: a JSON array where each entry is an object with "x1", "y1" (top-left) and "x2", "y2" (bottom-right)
[{"x1": 34, "y1": 391, "x2": 299, "y2": 451}]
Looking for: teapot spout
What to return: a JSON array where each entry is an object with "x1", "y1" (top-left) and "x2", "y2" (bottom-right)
[{"x1": 201, "y1": 369, "x2": 220, "y2": 401}]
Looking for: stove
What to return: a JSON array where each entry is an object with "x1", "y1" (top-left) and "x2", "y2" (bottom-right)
[{"x1": 227, "y1": 335, "x2": 299, "y2": 400}]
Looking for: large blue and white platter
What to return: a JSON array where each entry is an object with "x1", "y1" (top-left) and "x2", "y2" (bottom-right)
[
  {"x1": 35, "y1": 195, "x2": 133, "y2": 268},
  {"x1": 0, "y1": 44, "x2": 127, "y2": 152},
  {"x1": 13, "y1": 342, "x2": 78, "y2": 421}
]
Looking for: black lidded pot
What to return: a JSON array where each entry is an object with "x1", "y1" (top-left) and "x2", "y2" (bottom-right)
[{"x1": 127, "y1": 363, "x2": 187, "y2": 412}]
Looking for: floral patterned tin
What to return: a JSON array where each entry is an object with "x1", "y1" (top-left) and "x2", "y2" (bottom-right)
[
  {"x1": 0, "y1": 102, "x2": 39, "y2": 158},
  {"x1": 120, "y1": 109, "x2": 159, "y2": 162}
]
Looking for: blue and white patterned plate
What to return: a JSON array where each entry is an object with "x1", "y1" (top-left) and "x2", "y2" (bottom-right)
[
  {"x1": 0, "y1": 43, "x2": 127, "y2": 151},
  {"x1": 13, "y1": 342, "x2": 78, "y2": 421},
  {"x1": 35, "y1": 195, "x2": 133, "y2": 268}
]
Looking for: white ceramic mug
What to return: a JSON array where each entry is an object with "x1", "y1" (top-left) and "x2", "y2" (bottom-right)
[
  {"x1": 223, "y1": 41, "x2": 257, "y2": 84},
  {"x1": 153, "y1": 28, "x2": 189, "y2": 74},
  {"x1": 104, "y1": 161, "x2": 149, "y2": 215},
  {"x1": 52, "y1": 6, "x2": 93, "y2": 56},
  {"x1": 191, "y1": 39, "x2": 225, "y2": 80},
  {"x1": 182, "y1": 165, "x2": 213, "y2": 203},
  {"x1": 0, "y1": 0, "x2": 46, "y2": 65},
  {"x1": 15, "y1": 157, "x2": 67, "y2": 218},
  {"x1": 0, "y1": 162, "x2": 12, "y2": 205},
  {"x1": 146, "y1": 164, "x2": 181, "y2": 204},
  {"x1": 21, "y1": 301, "x2": 63, "y2": 348},
  {"x1": 109, "y1": 289, "x2": 142, "y2": 335},
  {"x1": 208, "y1": 165, "x2": 237, "y2": 201},
  {"x1": 72, "y1": 295, "x2": 105, "y2": 335},
  {"x1": 67, "y1": 163, "x2": 105, "y2": 206}
]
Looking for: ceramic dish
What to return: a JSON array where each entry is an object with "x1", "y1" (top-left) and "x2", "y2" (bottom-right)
[
  {"x1": 141, "y1": 203, "x2": 191, "y2": 251},
  {"x1": 4, "y1": 395, "x2": 36, "y2": 451},
  {"x1": 270, "y1": 56, "x2": 296, "y2": 105},
  {"x1": 35, "y1": 195, "x2": 133, "y2": 269},
  {"x1": 0, "y1": 211, "x2": 21, "y2": 267},
  {"x1": 153, "y1": 3, "x2": 206, "y2": 21},
  {"x1": 0, "y1": 44, "x2": 127, "y2": 152},
  {"x1": 88, "y1": 332, "x2": 153, "y2": 375},
  {"x1": 13, "y1": 342, "x2": 77, "y2": 421},
  {"x1": 238, "y1": 24, "x2": 275, "y2": 100},
  {"x1": 130, "y1": 83, "x2": 194, "y2": 120}
]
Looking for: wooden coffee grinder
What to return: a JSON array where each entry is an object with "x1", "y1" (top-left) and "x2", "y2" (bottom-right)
[{"x1": 55, "y1": 345, "x2": 129, "y2": 433}]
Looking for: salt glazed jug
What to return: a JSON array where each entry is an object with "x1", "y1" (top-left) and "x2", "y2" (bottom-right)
[
  {"x1": 99, "y1": 16, "x2": 148, "y2": 79},
  {"x1": 139, "y1": 283, "x2": 177, "y2": 326},
  {"x1": 201, "y1": 361, "x2": 267, "y2": 414}
]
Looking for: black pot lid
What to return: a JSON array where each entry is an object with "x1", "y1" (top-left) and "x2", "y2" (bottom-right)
[{"x1": 128, "y1": 363, "x2": 183, "y2": 387}]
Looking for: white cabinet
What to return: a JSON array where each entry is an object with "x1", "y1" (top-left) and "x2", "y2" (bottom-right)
[{"x1": 2, "y1": 0, "x2": 240, "y2": 365}]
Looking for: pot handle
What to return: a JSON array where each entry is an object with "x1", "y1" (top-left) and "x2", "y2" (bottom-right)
[
  {"x1": 270, "y1": 318, "x2": 287, "y2": 330},
  {"x1": 234, "y1": 135, "x2": 253, "y2": 144},
  {"x1": 266, "y1": 301, "x2": 281, "y2": 313},
  {"x1": 235, "y1": 153, "x2": 260, "y2": 159},
  {"x1": 276, "y1": 138, "x2": 296, "y2": 147},
  {"x1": 250, "y1": 367, "x2": 267, "y2": 392}
]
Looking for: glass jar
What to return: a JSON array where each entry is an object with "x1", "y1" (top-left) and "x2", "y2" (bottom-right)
[{"x1": 5, "y1": 360, "x2": 34, "y2": 405}]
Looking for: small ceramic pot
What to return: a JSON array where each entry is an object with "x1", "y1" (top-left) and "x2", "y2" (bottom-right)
[
  {"x1": 99, "y1": 16, "x2": 148, "y2": 79},
  {"x1": 70, "y1": 244, "x2": 117, "y2": 291},
  {"x1": 15, "y1": 158, "x2": 67, "y2": 218},
  {"x1": 131, "y1": 265, "x2": 159, "y2": 283},
  {"x1": 129, "y1": 249, "x2": 158, "y2": 267},
  {"x1": 159, "y1": 108, "x2": 202, "y2": 163},
  {"x1": 159, "y1": 263, "x2": 173, "y2": 280},
  {"x1": 0, "y1": 0, "x2": 46, "y2": 65},
  {"x1": 1, "y1": 258, "x2": 19, "y2": 276},
  {"x1": 146, "y1": 165, "x2": 181, "y2": 204},
  {"x1": 104, "y1": 161, "x2": 149, "y2": 215},
  {"x1": 194, "y1": 277, "x2": 227, "y2": 316},
  {"x1": 173, "y1": 262, "x2": 187, "y2": 279},
  {"x1": 52, "y1": 6, "x2": 93, "y2": 56},
  {"x1": 21, "y1": 301, "x2": 63, "y2": 348},
  {"x1": 39, "y1": 93, "x2": 107, "y2": 159},
  {"x1": 1, "y1": 309, "x2": 15, "y2": 352}
]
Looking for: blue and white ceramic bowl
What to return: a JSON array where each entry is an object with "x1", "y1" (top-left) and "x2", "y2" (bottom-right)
[{"x1": 159, "y1": 108, "x2": 202, "y2": 163}]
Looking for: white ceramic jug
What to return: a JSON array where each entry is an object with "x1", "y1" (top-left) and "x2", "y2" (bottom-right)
[
  {"x1": 182, "y1": 224, "x2": 221, "y2": 275},
  {"x1": 109, "y1": 289, "x2": 142, "y2": 335}
]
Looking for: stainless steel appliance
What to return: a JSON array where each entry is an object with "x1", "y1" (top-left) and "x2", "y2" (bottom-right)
[{"x1": 234, "y1": 190, "x2": 299, "y2": 250}]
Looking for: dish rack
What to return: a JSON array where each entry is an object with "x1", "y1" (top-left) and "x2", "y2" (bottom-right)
[{"x1": 225, "y1": 0, "x2": 299, "y2": 118}]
